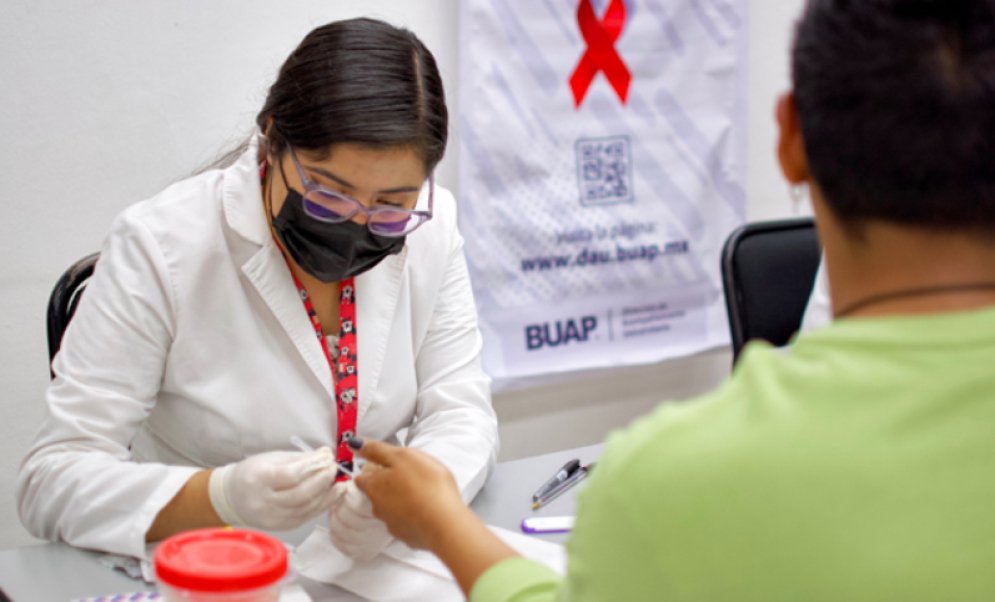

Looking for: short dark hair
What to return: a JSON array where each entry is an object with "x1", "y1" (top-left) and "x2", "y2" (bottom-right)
[
  {"x1": 257, "y1": 18, "x2": 448, "y2": 174},
  {"x1": 793, "y1": 0, "x2": 995, "y2": 232}
]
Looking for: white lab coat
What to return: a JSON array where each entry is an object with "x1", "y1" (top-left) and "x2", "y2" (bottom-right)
[{"x1": 17, "y1": 137, "x2": 499, "y2": 558}]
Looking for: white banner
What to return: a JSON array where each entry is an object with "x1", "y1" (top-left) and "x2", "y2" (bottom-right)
[{"x1": 458, "y1": 0, "x2": 748, "y2": 380}]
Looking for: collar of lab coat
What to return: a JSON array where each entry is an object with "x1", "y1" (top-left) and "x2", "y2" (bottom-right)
[{"x1": 220, "y1": 135, "x2": 408, "y2": 420}]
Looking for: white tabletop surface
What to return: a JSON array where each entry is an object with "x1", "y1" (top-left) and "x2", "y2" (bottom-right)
[{"x1": 0, "y1": 443, "x2": 603, "y2": 602}]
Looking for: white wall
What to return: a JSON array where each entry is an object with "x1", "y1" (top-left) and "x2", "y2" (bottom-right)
[{"x1": 0, "y1": 0, "x2": 805, "y2": 549}]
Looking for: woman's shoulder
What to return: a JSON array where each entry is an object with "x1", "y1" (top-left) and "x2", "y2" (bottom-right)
[
  {"x1": 115, "y1": 169, "x2": 227, "y2": 240},
  {"x1": 109, "y1": 144, "x2": 265, "y2": 259},
  {"x1": 118, "y1": 137, "x2": 261, "y2": 238}
]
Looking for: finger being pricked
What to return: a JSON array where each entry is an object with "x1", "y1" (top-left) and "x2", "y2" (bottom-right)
[{"x1": 347, "y1": 437, "x2": 465, "y2": 524}]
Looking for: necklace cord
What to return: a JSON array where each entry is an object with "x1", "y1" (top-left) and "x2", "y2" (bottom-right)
[{"x1": 835, "y1": 282, "x2": 995, "y2": 319}]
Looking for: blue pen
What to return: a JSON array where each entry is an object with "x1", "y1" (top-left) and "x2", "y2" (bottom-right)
[{"x1": 533, "y1": 458, "x2": 582, "y2": 502}]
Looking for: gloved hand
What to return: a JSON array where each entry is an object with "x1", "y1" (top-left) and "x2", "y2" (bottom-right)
[
  {"x1": 209, "y1": 448, "x2": 340, "y2": 531},
  {"x1": 326, "y1": 480, "x2": 394, "y2": 562}
]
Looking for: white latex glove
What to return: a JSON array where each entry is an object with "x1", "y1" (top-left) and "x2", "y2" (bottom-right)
[
  {"x1": 209, "y1": 448, "x2": 340, "y2": 531},
  {"x1": 326, "y1": 480, "x2": 394, "y2": 562}
]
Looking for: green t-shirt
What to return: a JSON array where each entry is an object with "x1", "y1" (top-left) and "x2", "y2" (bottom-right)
[{"x1": 473, "y1": 306, "x2": 995, "y2": 601}]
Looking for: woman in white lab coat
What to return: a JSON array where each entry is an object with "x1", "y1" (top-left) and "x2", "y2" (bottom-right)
[{"x1": 16, "y1": 18, "x2": 498, "y2": 559}]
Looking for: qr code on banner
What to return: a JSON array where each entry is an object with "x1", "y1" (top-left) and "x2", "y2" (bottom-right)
[{"x1": 576, "y1": 136, "x2": 634, "y2": 206}]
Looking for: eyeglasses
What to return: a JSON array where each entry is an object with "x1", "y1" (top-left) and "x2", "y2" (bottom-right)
[{"x1": 286, "y1": 146, "x2": 433, "y2": 237}]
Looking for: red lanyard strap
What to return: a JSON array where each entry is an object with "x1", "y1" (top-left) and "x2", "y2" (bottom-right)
[
  {"x1": 277, "y1": 243, "x2": 358, "y2": 482},
  {"x1": 263, "y1": 162, "x2": 357, "y2": 481}
]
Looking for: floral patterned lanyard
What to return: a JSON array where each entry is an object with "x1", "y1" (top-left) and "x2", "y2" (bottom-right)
[
  {"x1": 263, "y1": 164, "x2": 357, "y2": 481},
  {"x1": 288, "y1": 271, "x2": 358, "y2": 482}
]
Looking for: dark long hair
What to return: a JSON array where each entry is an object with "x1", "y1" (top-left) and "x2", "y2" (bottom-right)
[{"x1": 257, "y1": 18, "x2": 448, "y2": 174}]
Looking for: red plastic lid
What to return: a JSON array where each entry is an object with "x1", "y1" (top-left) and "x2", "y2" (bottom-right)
[{"x1": 154, "y1": 528, "x2": 288, "y2": 592}]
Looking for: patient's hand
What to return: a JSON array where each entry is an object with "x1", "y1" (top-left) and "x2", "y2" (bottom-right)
[{"x1": 350, "y1": 438, "x2": 465, "y2": 550}]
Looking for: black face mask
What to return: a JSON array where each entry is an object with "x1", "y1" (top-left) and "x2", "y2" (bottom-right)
[{"x1": 271, "y1": 187, "x2": 405, "y2": 283}]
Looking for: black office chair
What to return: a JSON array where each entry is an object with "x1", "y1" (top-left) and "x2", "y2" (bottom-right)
[
  {"x1": 721, "y1": 218, "x2": 821, "y2": 365},
  {"x1": 47, "y1": 252, "x2": 99, "y2": 378}
]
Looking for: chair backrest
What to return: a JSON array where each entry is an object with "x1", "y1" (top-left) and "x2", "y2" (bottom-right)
[
  {"x1": 721, "y1": 218, "x2": 821, "y2": 365},
  {"x1": 47, "y1": 252, "x2": 99, "y2": 377}
]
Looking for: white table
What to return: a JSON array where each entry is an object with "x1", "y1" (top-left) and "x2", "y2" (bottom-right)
[{"x1": 0, "y1": 444, "x2": 602, "y2": 602}]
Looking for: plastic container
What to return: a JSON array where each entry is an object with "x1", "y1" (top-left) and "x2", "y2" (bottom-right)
[{"x1": 154, "y1": 528, "x2": 288, "y2": 602}]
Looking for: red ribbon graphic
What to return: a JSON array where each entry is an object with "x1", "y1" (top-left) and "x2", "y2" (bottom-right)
[{"x1": 570, "y1": 0, "x2": 631, "y2": 108}]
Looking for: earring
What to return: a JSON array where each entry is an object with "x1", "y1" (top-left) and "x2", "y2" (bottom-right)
[{"x1": 790, "y1": 183, "x2": 809, "y2": 215}]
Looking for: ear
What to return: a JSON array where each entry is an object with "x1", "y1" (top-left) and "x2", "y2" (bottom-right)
[
  {"x1": 263, "y1": 116, "x2": 276, "y2": 164},
  {"x1": 776, "y1": 92, "x2": 811, "y2": 185}
]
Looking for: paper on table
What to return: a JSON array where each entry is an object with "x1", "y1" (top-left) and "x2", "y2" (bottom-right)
[
  {"x1": 72, "y1": 592, "x2": 162, "y2": 602},
  {"x1": 491, "y1": 527, "x2": 567, "y2": 575},
  {"x1": 70, "y1": 587, "x2": 311, "y2": 602},
  {"x1": 281, "y1": 584, "x2": 314, "y2": 602},
  {"x1": 294, "y1": 524, "x2": 566, "y2": 602}
]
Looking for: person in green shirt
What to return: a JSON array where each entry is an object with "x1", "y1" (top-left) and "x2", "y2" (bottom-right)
[{"x1": 348, "y1": 0, "x2": 995, "y2": 599}]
